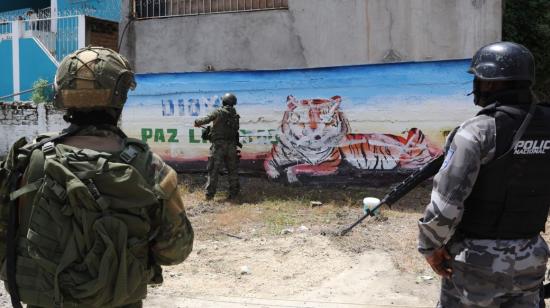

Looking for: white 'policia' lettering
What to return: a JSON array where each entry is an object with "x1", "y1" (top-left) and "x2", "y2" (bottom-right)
[{"x1": 514, "y1": 140, "x2": 550, "y2": 155}]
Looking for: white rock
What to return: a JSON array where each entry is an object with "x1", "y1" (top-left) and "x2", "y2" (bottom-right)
[
  {"x1": 310, "y1": 201, "x2": 323, "y2": 207},
  {"x1": 281, "y1": 228, "x2": 294, "y2": 235},
  {"x1": 417, "y1": 275, "x2": 434, "y2": 282},
  {"x1": 297, "y1": 225, "x2": 309, "y2": 232},
  {"x1": 240, "y1": 265, "x2": 252, "y2": 275}
]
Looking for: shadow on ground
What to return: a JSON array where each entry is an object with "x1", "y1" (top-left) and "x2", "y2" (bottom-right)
[
  {"x1": 178, "y1": 173, "x2": 431, "y2": 214},
  {"x1": 177, "y1": 172, "x2": 435, "y2": 272}
]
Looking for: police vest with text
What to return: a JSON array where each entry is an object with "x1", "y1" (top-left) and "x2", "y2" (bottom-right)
[{"x1": 460, "y1": 102, "x2": 550, "y2": 239}]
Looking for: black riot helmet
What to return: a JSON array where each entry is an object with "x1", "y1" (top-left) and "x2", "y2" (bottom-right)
[
  {"x1": 468, "y1": 42, "x2": 535, "y2": 83},
  {"x1": 222, "y1": 93, "x2": 237, "y2": 106},
  {"x1": 468, "y1": 42, "x2": 535, "y2": 107}
]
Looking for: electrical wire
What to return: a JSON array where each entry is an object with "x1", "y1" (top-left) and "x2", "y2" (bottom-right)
[
  {"x1": 0, "y1": 83, "x2": 54, "y2": 101},
  {"x1": 117, "y1": 14, "x2": 135, "y2": 51}
]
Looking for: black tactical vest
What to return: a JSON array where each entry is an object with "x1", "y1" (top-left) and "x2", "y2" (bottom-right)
[
  {"x1": 460, "y1": 102, "x2": 550, "y2": 239},
  {"x1": 211, "y1": 106, "x2": 239, "y2": 142}
]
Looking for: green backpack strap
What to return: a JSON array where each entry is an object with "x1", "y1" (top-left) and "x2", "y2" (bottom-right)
[
  {"x1": 2, "y1": 138, "x2": 29, "y2": 308},
  {"x1": 9, "y1": 180, "x2": 43, "y2": 201},
  {"x1": 120, "y1": 138, "x2": 154, "y2": 182},
  {"x1": 119, "y1": 140, "x2": 145, "y2": 164},
  {"x1": 118, "y1": 138, "x2": 164, "y2": 249},
  {"x1": 6, "y1": 128, "x2": 82, "y2": 203},
  {"x1": 0, "y1": 137, "x2": 28, "y2": 202}
]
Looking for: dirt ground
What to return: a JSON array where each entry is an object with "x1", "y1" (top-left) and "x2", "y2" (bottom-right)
[
  {"x1": 145, "y1": 175, "x2": 441, "y2": 308},
  {"x1": 3, "y1": 174, "x2": 549, "y2": 307}
]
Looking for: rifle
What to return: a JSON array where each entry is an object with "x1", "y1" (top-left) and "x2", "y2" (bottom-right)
[
  {"x1": 337, "y1": 154, "x2": 444, "y2": 236},
  {"x1": 200, "y1": 125, "x2": 211, "y2": 142},
  {"x1": 199, "y1": 125, "x2": 243, "y2": 148},
  {"x1": 235, "y1": 131, "x2": 243, "y2": 149}
]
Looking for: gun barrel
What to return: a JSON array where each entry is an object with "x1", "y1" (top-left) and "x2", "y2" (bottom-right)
[
  {"x1": 384, "y1": 155, "x2": 444, "y2": 206},
  {"x1": 338, "y1": 211, "x2": 370, "y2": 236},
  {"x1": 336, "y1": 155, "x2": 444, "y2": 236}
]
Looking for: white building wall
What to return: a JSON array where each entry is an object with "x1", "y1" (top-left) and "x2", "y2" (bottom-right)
[{"x1": 120, "y1": 0, "x2": 502, "y2": 73}]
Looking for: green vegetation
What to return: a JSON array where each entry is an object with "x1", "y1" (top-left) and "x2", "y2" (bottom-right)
[
  {"x1": 31, "y1": 79, "x2": 53, "y2": 104},
  {"x1": 503, "y1": 0, "x2": 550, "y2": 100}
]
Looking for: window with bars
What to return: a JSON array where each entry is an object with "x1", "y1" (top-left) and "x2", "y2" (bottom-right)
[{"x1": 134, "y1": 0, "x2": 289, "y2": 19}]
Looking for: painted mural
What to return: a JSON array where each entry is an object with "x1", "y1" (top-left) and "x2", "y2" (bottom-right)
[
  {"x1": 264, "y1": 95, "x2": 440, "y2": 183},
  {"x1": 122, "y1": 60, "x2": 477, "y2": 185}
]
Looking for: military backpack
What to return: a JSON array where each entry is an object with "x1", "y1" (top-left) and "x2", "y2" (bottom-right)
[{"x1": 0, "y1": 131, "x2": 163, "y2": 307}]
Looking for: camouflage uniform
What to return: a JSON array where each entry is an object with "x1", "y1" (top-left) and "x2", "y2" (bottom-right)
[
  {"x1": 22, "y1": 126, "x2": 194, "y2": 308},
  {"x1": 2, "y1": 46, "x2": 194, "y2": 308},
  {"x1": 418, "y1": 115, "x2": 549, "y2": 307},
  {"x1": 194, "y1": 105, "x2": 240, "y2": 198}
]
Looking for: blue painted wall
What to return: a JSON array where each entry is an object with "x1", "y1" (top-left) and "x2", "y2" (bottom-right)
[
  {"x1": 0, "y1": 1, "x2": 119, "y2": 22},
  {"x1": 58, "y1": 0, "x2": 120, "y2": 22},
  {"x1": 19, "y1": 38, "x2": 57, "y2": 100},
  {"x1": 130, "y1": 60, "x2": 473, "y2": 107},
  {"x1": 54, "y1": 15, "x2": 79, "y2": 61},
  {"x1": 0, "y1": 40, "x2": 13, "y2": 100}
]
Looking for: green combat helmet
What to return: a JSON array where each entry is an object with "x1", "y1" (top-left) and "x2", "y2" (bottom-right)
[{"x1": 54, "y1": 46, "x2": 136, "y2": 110}]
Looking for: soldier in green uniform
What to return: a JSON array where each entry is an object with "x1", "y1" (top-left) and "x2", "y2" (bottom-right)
[
  {"x1": 194, "y1": 93, "x2": 241, "y2": 200},
  {"x1": 0, "y1": 47, "x2": 194, "y2": 308}
]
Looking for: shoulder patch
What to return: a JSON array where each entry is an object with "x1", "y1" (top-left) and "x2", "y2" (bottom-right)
[{"x1": 441, "y1": 148, "x2": 455, "y2": 170}]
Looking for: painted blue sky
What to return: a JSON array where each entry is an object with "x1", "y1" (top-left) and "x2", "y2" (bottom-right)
[{"x1": 127, "y1": 59, "x2": 473, "y2": 108}]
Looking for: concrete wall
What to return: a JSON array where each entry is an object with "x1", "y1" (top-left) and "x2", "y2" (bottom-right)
[
  {"x1": 120, "y1": 0, "x2": 502, "y2": 73},
  {"x1": 0, "y1": 103, "x2": 65, "y2": 154}
]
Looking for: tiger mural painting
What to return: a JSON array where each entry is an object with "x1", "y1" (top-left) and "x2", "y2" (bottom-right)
[{"x1": 264, "y1": 95, "x2": 441, "y2": 183}]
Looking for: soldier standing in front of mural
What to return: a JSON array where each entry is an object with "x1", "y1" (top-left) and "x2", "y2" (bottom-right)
[
  {"x1": 418, "y1": 42, "x2": 550, "y2": 307},
  {"x1": 194, "y1": 93, "x2": 241, "y2": 200},
  {"x1": 0, "y1": 47, "x2": 194, "y2": 308}
]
